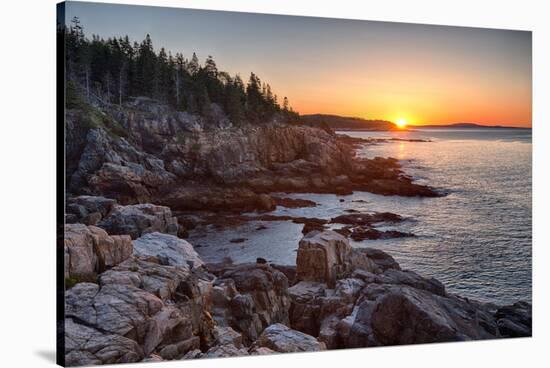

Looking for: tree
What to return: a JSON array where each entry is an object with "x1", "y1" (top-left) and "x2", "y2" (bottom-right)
[{"x1": 188, "y1": 52, "x2": 199, "y2": 75}]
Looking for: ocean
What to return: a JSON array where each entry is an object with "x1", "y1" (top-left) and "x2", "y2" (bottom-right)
[{"x1": 190, "y1": 128, "x2": 532, "y2": 305}]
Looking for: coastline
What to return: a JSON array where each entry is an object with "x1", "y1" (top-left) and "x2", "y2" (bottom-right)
[{"x1": 63, "y1": 98, "x2": 532, "y2": 364}]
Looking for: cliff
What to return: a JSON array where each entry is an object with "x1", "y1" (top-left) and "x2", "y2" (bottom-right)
[{"x1": 65, "y1": 97, "x2": 439, "y2": 211}]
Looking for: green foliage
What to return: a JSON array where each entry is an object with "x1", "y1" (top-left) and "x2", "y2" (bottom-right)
[
  {"x1": 62, "y1": 17, "x2": 299, "y2": 125},
  {"x1": 64, "y1": 275, "x2": 95, "y2": 289}
]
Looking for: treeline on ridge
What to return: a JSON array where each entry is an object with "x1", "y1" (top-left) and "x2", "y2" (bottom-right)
[{"x1": 61, "y1": 17, "x2": 299, "y2": 125}]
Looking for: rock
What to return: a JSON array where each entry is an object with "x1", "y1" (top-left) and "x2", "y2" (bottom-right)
[
  {"x1": 214, "y1": 263, "x2": 291, "y2": 343},
  {"x1": 270, "y1": 264, "x2": 297, "y2": 285},
  {"x1": 495, "y1": 301, "x2": 532, "y2": 337},
  {"x1": 253, "y1": 323, "x2": 325, "y2": 353},
  {"x1": 296, "y1": 230, "x2": 377, "y2": 287},
  {"x1": 272, "y1": 197, "x2": 317, "y2": 208},
  {"x1": 330, "y1": 212, "x2": 402, "y2": 226},
  {"x1": 256, "y1": 257, "x2": 267, "y2": 264},
  {"x1": 64, "y1": 224, "x2": 97, "y2": 280},
  {"x1": 161, "y1": 186, "x2": 276, "y2": 213},
  {"x1": 66, "y1": 254, "x2": 215, "y2": 361},
  {"x1": 159, "y1": 336, "x2": 200, "y2": 360},
  {"x1": 288, "y1": 282, "x2": 326, "y2": 335},
  {"x1": 64, "y1": 224, "x2": 133, "y2": 280},
  {"x1": 141, "y1": 354, "x2": 163, "y2": 362},
  {"x1": 203, "y1": 344, "x2": 249, "y2": 358},
  {"x1": 66, "y1": 195, "x2": 117, "y2": 223},
  {"x1": 133, "y1": 232, "x2": 204, "y2": 269},
  {"x1": 343, "y1": 283, "x2": 498, "y2": 347},
  {"x1": 64, "y1": 318, "x2": 143, "y2": 366},
  {"x1": 249, "y1": 346, "x2": 276, "y2": 355},
  {"x1": 377, "y1": 269, "x2": 446, "y2": 296},
  {"x1": 357, "y1": 248, "x2": 401, "y2": 271},
  {"x1": 98, "y1": 203, "x2": 179, "y2": 239},
  {"x1": 347, "y1": 227, "x2": 414, "y2": 241},
  {"x1": 213, "y1": 326, "x2": 243, "y2": 348}
]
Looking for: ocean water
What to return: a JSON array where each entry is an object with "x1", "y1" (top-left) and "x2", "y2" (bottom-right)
[{"x1": 190, "y1": 128, "x2": 532, "y2": 305}]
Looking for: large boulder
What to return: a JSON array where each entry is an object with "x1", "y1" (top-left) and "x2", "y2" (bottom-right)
[
  {"x1": 64, "y1": 224, "x2": 132, "y2": 280},
  {"x1": 495, "y1": 301, "x2": 532, "y2": 337},
  {"x1": 64, "y1": 318, "x2": 143, "y2": 366},
  {"x1": 296, "y1": 230, "x2": 377, "y2": 287},
  {"x1": 98, "y1": 203, "x2": 179, "y2": 239},
  {"x1": 212, "y1": 263, "x2": 291, "y2": 343},
  {"x1": 132, "y1": 232, "x2": 204, "y2": 269},
  {"x1": 252, "y1": 323, "x2": 325, "y2": 353},
  {"x1": 65, "y1": 256, "x2": 215, "y2": 361},
  {"x1": 342, "y1": 283, "x2": 498, "y2": 347}
]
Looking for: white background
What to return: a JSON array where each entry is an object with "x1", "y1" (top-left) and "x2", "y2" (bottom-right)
[{"x1": 0, "y1": 0, "x2": 548, "y2": 367}]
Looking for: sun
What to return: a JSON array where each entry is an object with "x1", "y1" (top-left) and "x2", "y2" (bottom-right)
[{"x1": 396, "y1": 118, "x2": 408, "y2": 129}]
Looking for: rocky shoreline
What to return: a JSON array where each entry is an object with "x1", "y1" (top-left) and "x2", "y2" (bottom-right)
[
  {"x1": 63, "y1": 217, "x2": 531, "y2": 366},
  {"x1": 63, "y1": 97, "x2": 531, "y2": 365}
]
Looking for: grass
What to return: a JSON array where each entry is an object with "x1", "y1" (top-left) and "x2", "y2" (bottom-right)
[{"x1": 66, "y1": 81, "x2": 128, "y2": 139}]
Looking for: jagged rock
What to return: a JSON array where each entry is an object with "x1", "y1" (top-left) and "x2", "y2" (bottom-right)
[
  {"x1": 249, "y1": 346, "x2": 277, "y2": 355},
  {"x1": 357, "y1": 248, "x2": 401, "y2": 271},
  {"x1": 213, "y1": 263, "x2": 291, "y2": 343},
  {"x1": 64, "y1": 224, "x2": 133, "y2": 280},
  {"x1": 203, "y1": 344, "x2": 249, "y2": 358},
  {"x1": 342, "y1": 283, "x2": 498, "y2": 347},
  {"x1": 141, "y1": 354, "x2": 163, "y2": 362},
  {"x1": 288, "y1": 282, "x2": 326, "y2": 335},
  {"x1": 160, "y1": 186, "x2": 276, "y2": 213},
  {"x1": 66, "y1": 195, "x2": 117, "y2": 225},
  {"x1": 213, "y1": 326, "x2": 243, "y2": 348},
  {"x1": 70, "y1": 127, "x2": 176, "y2": 203},
  {"x1": 377, "y1": 269, "x2": 446, "y2": 296},
  {"x1": 98, "y1": 203, "x2": 179, "y2": 239},
  {"x1": 66, "y1": 253, "x2": 215, "y2": 360},
  {"x1": 296, "y1": 230, "x2": 377, "y2": 287},
  {"x1": 65, "y1": 282, "x2": 185, "y2": 356},
  {"x1": 64, "y1": 224, "x2": 97, "y2": 279},
  {"x1": 350, "y1": 267, "x2": 445, "y2": 296},
  {"x1": 159, "y1": 336, "x2": 200, "y2": 360},
  {"x1": 133, "y1": 232, "x2": 204, "y2": 269},
  {"x1": 495, "y1": 301, "x2": 532, "y2": 337},
  {"x1": 253, "y1": 323, "x2": 325, "y2": 353},
  {"x1": 64, "y1": 318, "x2": 143, "y2": 366}
]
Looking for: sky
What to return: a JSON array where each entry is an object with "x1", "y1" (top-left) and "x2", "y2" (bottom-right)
[{"x1": 63, "y1": 1, "x2": 532, "y2": 127}]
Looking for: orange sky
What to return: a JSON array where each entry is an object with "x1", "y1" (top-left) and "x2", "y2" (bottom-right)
[{"x1": 69, "y1": 3, "x2": 532, "y2": 127}]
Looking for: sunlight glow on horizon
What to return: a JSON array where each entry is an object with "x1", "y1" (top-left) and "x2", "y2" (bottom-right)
[{"x1": 65, "y1": 2, "x2": 533, "y2": 128}]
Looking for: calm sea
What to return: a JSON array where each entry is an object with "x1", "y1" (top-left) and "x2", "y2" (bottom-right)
[{"x1": 190, "y1": 128, "x2": 532, "y2": 305}]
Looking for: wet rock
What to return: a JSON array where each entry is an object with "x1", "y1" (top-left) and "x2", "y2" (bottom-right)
[
  {"x1": 252, "y1": 323, "x2": 325, "y2": 353},
  {"x1": 98, "y1": 203, "x2": 179, "y2": 239},
  {"x1": 272, "y1": 197, "x2": 317, "y2": 208},
  {"x1": 330, "y1": 212, "x2": 402, "y2": 226},
  {"x1": 161, "y1": 186, "x2": 275, "y2": 213},
  {"x1": 133, "y1": 232, "x2": 204, "y2": 269}
]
